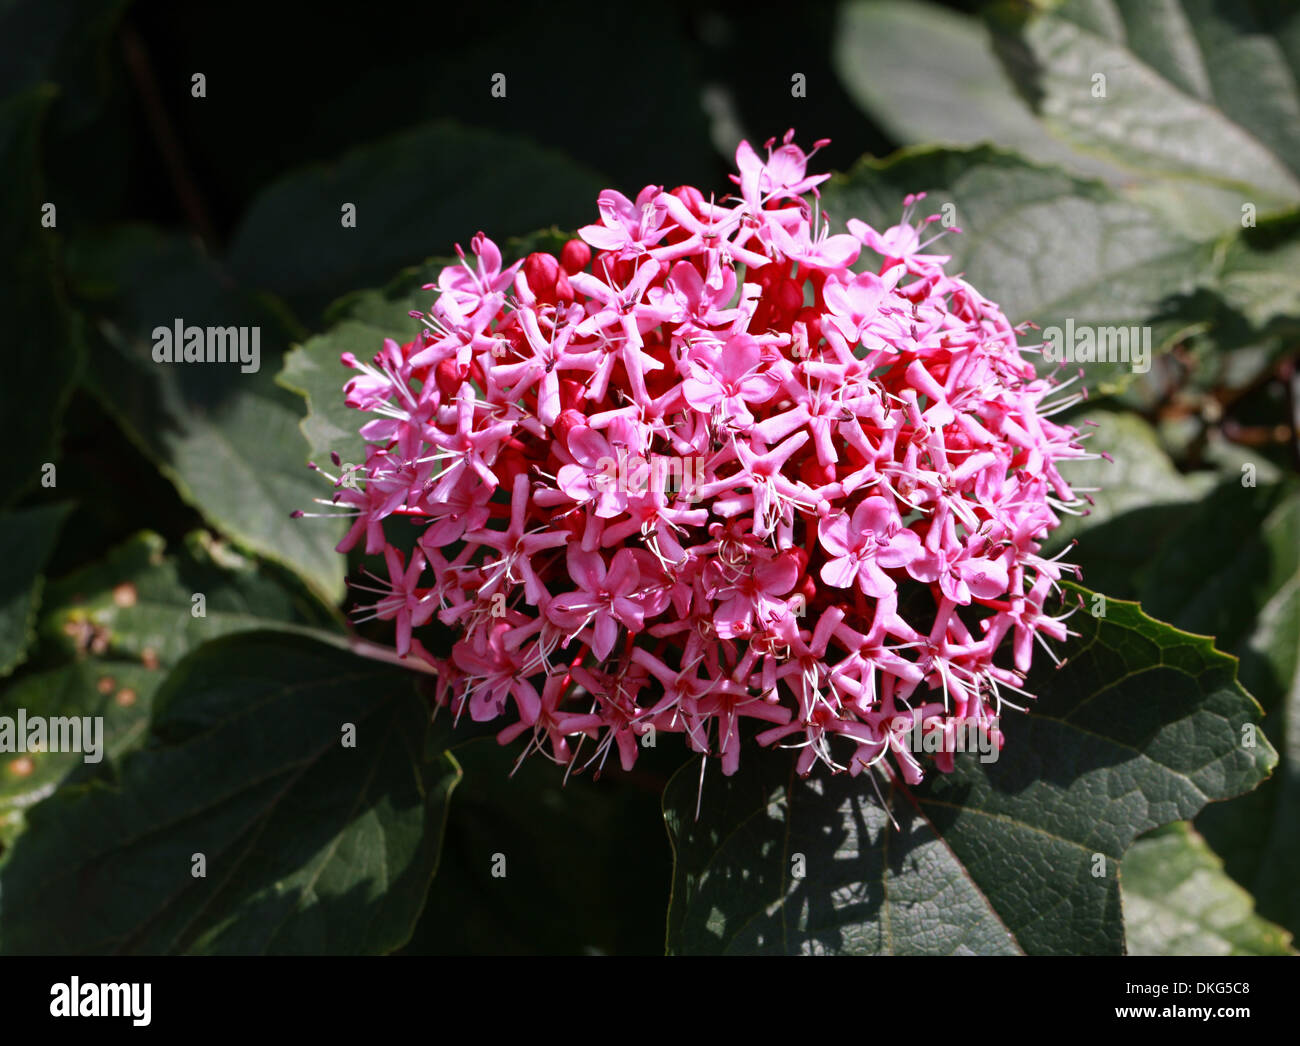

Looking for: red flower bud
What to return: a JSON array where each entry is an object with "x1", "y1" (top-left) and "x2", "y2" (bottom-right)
[
  {"x1": 560, "y1": 238, "x2": 591, "y2": 275},
  {"x1": 524, "y1": 252, "x2": 562, "y2": 306},
  {"x1": 776, "y1": 278, "x2": 804, "y2": 313},
  {"x1": 554, "y1": 407, "x2": 587, "y2": 446},
  {"x1": 435, "y1": 358, "x2": 464, "y2": 399},
  {"x1": 669, "y1": 185, "x2": 706, "y2": 216}
]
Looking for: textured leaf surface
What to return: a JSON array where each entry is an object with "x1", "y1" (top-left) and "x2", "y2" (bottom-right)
[
  {"x1": 664, "y1": 590, "x2": 1275, "y2": 954},
  {"x1": 833, "y1": 0, "x2": 1300, "y2": 232},
  {"x1": 40, "y1": 530, "x2": 341, "y2": 666},
  {"x1": 832, "y1": 0, "x2": 1126, "y2": 181},
  {"x1": 1070, "y1": 480, "x2": 1300, "y2": 937},
  {"x1": 0, "y1": 660, "x2": 156, "y2": 851},
  {"x1": 994, "y1": 0, "x2": 1300, "y2": 216}
]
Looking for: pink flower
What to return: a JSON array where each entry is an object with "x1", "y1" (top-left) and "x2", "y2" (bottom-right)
[
  {"x1": 819, "y1": 497, "x2": 922, "y2": 596},
  {"x1": 733, "y1": 130, "x2": 831, "y2": 209},
  {"x1": 353, "y1": 546, "x2": 435, "y2": 657},
  {"x1": 435, "y1": 231, "x2": 522, "y2": 314},
  {"x1": 578, "y1": 186, "x2": 672, "y2": 256},
  {"x1": 705, "y1": 549, "x2": 800, "y2": 639},
  {"x1": 452, "y1": 620, "x2": 542, "y2": 724},
  {"x1": 546, "y1": 546, "x2": 644, "y2": 660},
  {"x1": 910, "y1": 545, "x2": 1011, "y2": 606},
  {"x1": 823, "y1": 269, "x2": 902, "y2": 344},
  {"x1": 681, "y1": 334, "x2": 780, "y2": 423},
  {"x1": 301, "y1": 132, "x2": 1090, "y2": 787}
]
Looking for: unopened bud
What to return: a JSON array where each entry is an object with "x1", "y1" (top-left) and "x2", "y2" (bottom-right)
[{"x1": 560, "y1": 238, "x2": 591, "y2": 275}]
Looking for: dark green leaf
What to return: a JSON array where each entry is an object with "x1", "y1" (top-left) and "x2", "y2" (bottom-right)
[
  {"x1": 0, "y1": 503, "x2": 72, "y2": 676},
  {"x1": 1, "y1": 529, "x2": 341, "y2": 848},
  {"x1": 227, "y1": 122, "x2": 607, "y2": 321},
  {"x1": 401, "y1": 737, "x2": 672, "y2": 956},
  {"x1": 665, "y1": 750, "x2": 1022, "y2": 955},
  {"x1": 832, "y1": 0, "x2": 1127, "y2": 181},
  {"x1": 1083, "y1": 482, "x2": 1300, "y2": 937},
  {"x1": 0, "y1": 632, "x2": 459, "y2": 954},
  {"x1": 65, "y1": 227, "x2": 346, "y2": 602},
  {"x1": 40, "y1": 529, "x2": 342, "y2": 667},
  {"x1": 1057, "y1": 404, "x2": 1300, "y2": 935},
  {"x1": 1045, "y1": 411, "x2": 1217, "y2": 556},
  {"x1": 0, "y1": 87, "x2": 81, "y2": 505},
  {"x1": 833, "y1": 0, "x2": 1300, "y2": 234},
  {"x1": 0, "y1": 659, "x2": 156, "y2": 850}
]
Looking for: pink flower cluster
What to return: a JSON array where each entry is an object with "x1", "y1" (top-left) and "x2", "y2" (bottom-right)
[{"x1": 307, "y1": 131, "x2": 1090, "y2": 785}]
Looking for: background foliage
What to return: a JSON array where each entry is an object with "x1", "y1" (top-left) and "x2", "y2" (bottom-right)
[{"x1": 1, "y1": 0, "x2": 1295, "y2": 955}]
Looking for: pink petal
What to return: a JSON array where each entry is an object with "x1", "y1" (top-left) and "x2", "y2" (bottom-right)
[
  {"x1": 821, "y1": 556, "x2": 858, "y2": 589},
  {"x1": 592, "y1": 614, "x2": 619, "y2": 660},
  {"x1": 857, "y1": 561, "x2": 896, "y2": 599},
  {"x1": 818, "y1": 514, "x2": 852, "y2": 558}
]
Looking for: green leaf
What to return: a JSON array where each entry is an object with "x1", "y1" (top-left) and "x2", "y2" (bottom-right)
[
  {"x1": 1054, "y1": 410, "x2": 1285, "y2": 577},
  {"x1": 1080, "y1": 482, "x2": 1300, "y2": 937},
  {"x1": 0, "y1": 530, "x2": 341, "y2": 848},
  {"x1": 663, "y1": 589, "x2": 1276, "y2": 955},
  {"x1": 990, "y1": 0, "x2": 1300, "y2": 219},
  {"x1": 277, "y1": 259, "x2": 446, "y2": 471},
  {"x1": 1044, "y1": 410, "x2": 1217, "y2": 556},
  {"x1": 832, "y1": 0, "x2": 1128, "y2": 182},
  {"x1": 39, "y1": 529, "x2": 342, "y2": 667},
  {"x1": 1122, "y1": 821, "x2": 1294, "y2": 955},
  {"x1": 1122, "y1": 211, "x2": 1300, "y2": 398},
  {"x1": 831, "y1": 0, "x2": 1300, "y2": 234},
  {"x1": 0, "y1": 632, "x2": 459, "y2": 954},
  {"x1": 278, "y1": 229, "x2": 572, "y2": 468},
  {"x1": 227, "y1": 122, "x2": 607, "y2": 321},
  {"x1": 0, "y1": 87, "x2": 81, "y2": 505},
  {"x1": 1211, "y1": 210, "x2": 1300, "y2": 331},
  {"x1": 1113, "y1": 483, "x2": 1298, "y2": 652},
  {"x1": 665, "y1": 750, "x2": 1023, "y2": 955},
  {"x1": 820, "y1": 147, "x2": 1300, "y2": 399},
  {"x1": 1061, "y1": 411, "x2": 1300, "y2": 937},
  {"x1": 0, "y1": 503, "x2": 72, "y2": 676},
  {"x1": 65, "y1": 226, "x2": 346, "y2": 603},
  {"x1": 1234, "y1": 526, "x2": 1300, "y2": 935},
  {"x1": 0, "y1": 659, "x2": 156, "y2": 851}
]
